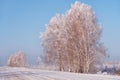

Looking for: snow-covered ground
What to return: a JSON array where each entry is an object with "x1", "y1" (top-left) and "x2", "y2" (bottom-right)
[{"x1": 0, "y1": 67, "x2": 120, "y2": 80}]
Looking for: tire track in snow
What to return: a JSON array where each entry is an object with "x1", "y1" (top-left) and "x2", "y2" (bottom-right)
[
  {"x1": 0, "y1": 70, "x2": 67, "y2": 80},
  {"x1": 0, "y1": 67, "x2": 120, "y2": 80}
]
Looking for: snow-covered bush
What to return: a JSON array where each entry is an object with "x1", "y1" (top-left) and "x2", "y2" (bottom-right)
[
  {"x1": 98, "y1": 62, "x2": 120, "y2": 75},
  {"x1": 8, "y1": 51, "x2": 27, "y2": 67}
]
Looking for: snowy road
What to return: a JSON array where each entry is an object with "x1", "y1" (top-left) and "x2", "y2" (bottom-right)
[{"x1": 0, "y1": 67, "x2": 120, "y2": 80}]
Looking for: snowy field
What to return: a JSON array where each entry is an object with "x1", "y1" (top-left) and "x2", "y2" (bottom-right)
[{"x1": 0, "y1": 67, "x2": 120, "y2": 80}]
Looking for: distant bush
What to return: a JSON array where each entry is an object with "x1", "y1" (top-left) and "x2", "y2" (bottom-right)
[
  {"x1": 115, "y1": 69, "x2": 120, "y2": 75},
  {"x1": 8, "y1": 51, "x2": 27, "y2": 67}
]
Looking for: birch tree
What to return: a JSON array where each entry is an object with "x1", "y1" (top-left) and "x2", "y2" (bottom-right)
[
  {"x1": 41, "y1": 1, "x2": 107, "y2": 73},
  {"x1": 8, "y1": 51, "x2": 27, "y2": 67}
]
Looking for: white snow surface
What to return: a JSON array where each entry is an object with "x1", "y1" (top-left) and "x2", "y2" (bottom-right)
[{"x1": 0, "y1": 67, "x2": 120, "y2": 80}]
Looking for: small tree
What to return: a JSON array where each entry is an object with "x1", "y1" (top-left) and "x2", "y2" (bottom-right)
[{"x1": 8, "y1": 51, "x2": 27, "y2": 67}]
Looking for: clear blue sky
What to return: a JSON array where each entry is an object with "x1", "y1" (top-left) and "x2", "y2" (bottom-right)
[{"x1": 0, "y1": 0, "x2": 120, "y2": 65}]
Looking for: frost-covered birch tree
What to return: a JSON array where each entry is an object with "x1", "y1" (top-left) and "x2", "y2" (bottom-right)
[
  {"x1": 40, "y1": 1, "x2": 107, "y2": 73},
  {"x1": 8, "y1": 51, "x2": 27, "y2": 67}
]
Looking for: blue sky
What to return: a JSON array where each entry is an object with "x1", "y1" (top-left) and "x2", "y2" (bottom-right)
[{"x1": 0, "y1": 0, "x2": 120, "y2": 65}]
